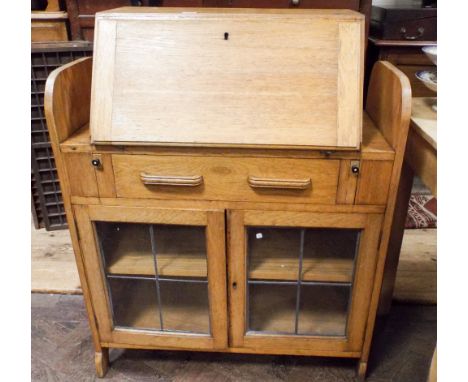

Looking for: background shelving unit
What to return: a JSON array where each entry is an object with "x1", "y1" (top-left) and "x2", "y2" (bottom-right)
[{"x1": 31, "y1": 42, "x2": 92, "y2": 230}]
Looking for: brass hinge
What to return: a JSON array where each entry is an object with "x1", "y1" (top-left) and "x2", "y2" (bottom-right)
[{"x1": 319, "y1": 150, "x2": 336, "y2": 157}]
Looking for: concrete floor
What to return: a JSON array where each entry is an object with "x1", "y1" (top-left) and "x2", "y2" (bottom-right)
[{"x1": 32, "y1": 294, "x2": 436, "y2": 382}]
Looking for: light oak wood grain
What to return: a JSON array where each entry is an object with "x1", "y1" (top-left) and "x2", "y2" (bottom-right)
[
  {"x1": 64, "y1": 153, "x2": 99, "y2": 197},
  {"x1": 101, "y1": 341, "x2": 360, "y2": 358},
  {"x1": 249, "y1": 257, "x2": 353, "y2": 283},
  {"x1": 90, "y1": 8, "x2": 364, "y2": 149},
  {"x1": 336, "y1": 160, "x2": 358, "y2": 204},
  {"x1": 227, "y1": 210, "x2": 247, "y2": 348},
  {"x1": 206, "y1": 211, "x2": 229, "y2": 349},
  {"x1": 230, "y1": 209, "x2": 383, "y2": 354},
  {"x1": 355, "y1": 160, "x2": 393, "y2": 205},
  {"x1": 71, "y1": 196, "x2": 387, "y2": 214},
  {"x1": 89, "y1": 19, "x2": 116, "y2": 142},
  {"x1": 45, "y1": 45, "x2": 409, "y2": 379},
  {"x1": 360, "y1": 61, "x2": 412, "y2": 377},
  {"x1": 112, "y1": 155, "x2": 340, "y2": 204},
  {"x1": 74, "y1": 204, "x2": 228, "y2": 351},
  {"x1": 93, "y1": 154, "x2": 117, "y2": 198},
  {"x1": 44, "y1": 57, "x2": 103, "y2": 358},
  {"x1": 337, "y1": 21, "x2": 364, "y2": 147},
  {"x1": 61, "y1": 112, "x2": 394, "y2": 160},
  {"x1": 94, "y1": 349, "x2": 109, "y2": 378}
]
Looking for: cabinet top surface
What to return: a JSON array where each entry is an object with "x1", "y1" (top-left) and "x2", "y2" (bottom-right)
[
  {"x1": 63, "y1": 112, "x2": 394, "y2": 160},
  {"x1": 90, "y1": 7, "x2": 364, "y2": 150},
  {"x1": 97, "y1": 7, "x2": 364, "y2": 20}
]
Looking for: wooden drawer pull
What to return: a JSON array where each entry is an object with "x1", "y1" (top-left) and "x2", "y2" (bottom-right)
[
  {"x1": 140, "y1": 173, "x2": 203, "y2": 187},
  {"x1": 248, "y1": 176, "x2": 311, "y2": 190}
]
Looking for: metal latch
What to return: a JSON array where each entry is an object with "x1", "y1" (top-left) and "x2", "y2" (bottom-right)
[{"x1": 351, "y1": 160, "x2": 360, "y2": 175}]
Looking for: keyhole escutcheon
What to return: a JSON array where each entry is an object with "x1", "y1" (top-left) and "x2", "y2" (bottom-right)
[{"x1": 224, "y1": 32, "x2": 229, "y2": 40}]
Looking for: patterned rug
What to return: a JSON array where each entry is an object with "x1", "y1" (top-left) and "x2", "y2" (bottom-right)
[{"x1": 405, "y1": 193, "x2": 437, "y2": 229}]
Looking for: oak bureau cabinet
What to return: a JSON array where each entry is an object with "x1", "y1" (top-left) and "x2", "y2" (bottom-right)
[{"x1": 45, "y1": 7, "x2": 411, "y2": 380}]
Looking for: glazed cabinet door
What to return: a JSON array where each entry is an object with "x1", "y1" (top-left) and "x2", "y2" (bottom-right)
[
  {"x1": 74, "y1": 204, "x2": 227, "y2": 350},
  {"x1": 228, "y1": 210, "x2": 382, "y2": 354}
]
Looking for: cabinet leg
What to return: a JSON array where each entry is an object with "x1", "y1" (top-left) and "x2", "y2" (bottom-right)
[
  {"x1": 95, "y1": 348, "x2": 109, "y2": 378},
  {"x1": 357, "y1": 359, "x2": 367, "y2": 381}
]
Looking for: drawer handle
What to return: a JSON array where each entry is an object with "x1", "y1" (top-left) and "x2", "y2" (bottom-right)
[
  {"x1": 140, "y1": 173, "x2": 203, "y2": 187},
  {"x1": 248, "y1": 176, "x2": 311, "y2": 190},
  {"x1": 400, "y1": 27, "x2": 425, "y2": 40}
]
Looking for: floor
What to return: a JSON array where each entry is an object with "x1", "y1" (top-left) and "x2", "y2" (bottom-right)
[{"x1": 32, "y1": 293, "x2": 436, "y2": 382}]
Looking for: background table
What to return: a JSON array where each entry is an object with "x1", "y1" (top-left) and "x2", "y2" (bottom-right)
[{"x1": 379, "y1": 97, "x2": 437, "y2": 314}]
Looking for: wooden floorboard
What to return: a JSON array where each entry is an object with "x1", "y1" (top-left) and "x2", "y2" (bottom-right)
[
  {"x1": 31, "y1": 227, "x2": 81, "y2": 294},
  {"x1": 31, "y1": 293, "x2": 436, "y2": 381}
]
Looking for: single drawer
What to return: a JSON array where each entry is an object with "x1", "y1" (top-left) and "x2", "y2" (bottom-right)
[{"x1": 113, "y1": 155, "x2": 340, "y2": 204}]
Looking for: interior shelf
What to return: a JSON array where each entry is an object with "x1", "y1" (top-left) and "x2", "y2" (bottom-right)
[
  {"x1": 249, "y1": 257, "x2": 354, "y2": 283},
  {"x1": 106, "y1": 250, "x2": 208, "y2": 278},
  {"x1": 98, "y1": 223, "x2": 208, "y2": 278},
  {"x1": 248, "y1": 227, "x2": 358, "y2": 283}
]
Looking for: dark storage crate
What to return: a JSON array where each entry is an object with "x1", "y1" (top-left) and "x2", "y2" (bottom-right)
[
  {"x1": 370, "y1": 4, "x2": 437, "y2": 41},
  {"x1": 31, "y1": 41, "x2": 93, "y2": 230}
]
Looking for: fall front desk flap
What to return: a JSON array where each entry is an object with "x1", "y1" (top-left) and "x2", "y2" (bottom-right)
[{"x1": 90, "y1": 7, "x2": 364, "y2": 149}]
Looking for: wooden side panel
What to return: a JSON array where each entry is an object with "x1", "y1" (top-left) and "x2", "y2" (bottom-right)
[
  {"x1": 378, "y1": 161, "x2": 413, "y2": 314},
  {"x1": 44, "y1": 57, "x2": 102, "y2": 355},
  {"x1": 360, "y1": 61, "x2": 412, "y2": 369},
  {"x1": 336, "y1": 160, "x2": 358, "y2": 204},
  {"x1": 46, "y1": 57, "x2": 92, "y2": 143},
  {"x1": 355, "y1": 160, "x2": 393, "y2": 205},
  {"x1": 64, "y1": 153, "x2": 99, "y2": 197},
  {"x1": 366, "y1": 61, "x2": 411, "y2": 148},
  {"x1": 337, "y1": 21, "x2": 364, "y2": 147}
]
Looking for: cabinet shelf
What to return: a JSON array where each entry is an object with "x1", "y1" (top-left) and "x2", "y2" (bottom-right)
[
  {"x1": 249, "y1": 257, "x2": 354, "y2": 283},
  {"x1": 248, "y1": 227, "x2": 358, "y2": 283},
  {"x1": 106, "y1": 251, "x2": 208, "y2": 278},
  {"x1": 98, "y1": 223, "x2": 208, "y2": 278}
]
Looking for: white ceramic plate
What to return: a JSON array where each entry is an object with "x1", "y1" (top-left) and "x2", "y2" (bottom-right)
[
  {"x1": 422, "y1": 46, "x2": 437, "y2": 65},
  {"x1": 416, "y1": 70, "x2": 437, "y2": 92}
]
